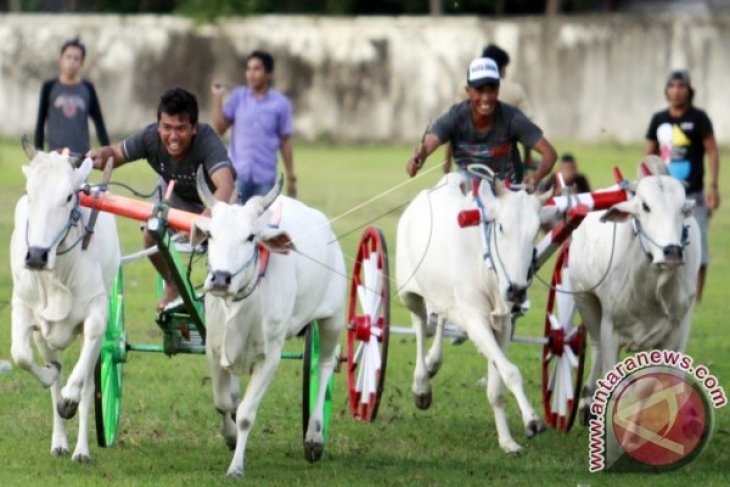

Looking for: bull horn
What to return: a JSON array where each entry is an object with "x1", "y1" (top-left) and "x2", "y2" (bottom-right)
[
  {"x1": 195, "y1": 166, "x2": 219, "y2": 210},
  {"x1": 21, "y1": 134, "x2": 37, "y2": 160},
  {"x1": 493, "y1": 177, "x2": 507, "y2": 197},
  {"x1": 537, "y1": 185, "x2": 554, "y2": 205},
  {"x1": 257, "y1": 174, "x2": 284, "y2": 213}
]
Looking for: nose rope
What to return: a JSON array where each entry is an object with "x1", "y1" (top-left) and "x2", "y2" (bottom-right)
[
  {"x1": 632, "y1": 218, "x2": 690, "y2": 260},
  {"x1": 207, "y1": 245, "x2": 260, "y2": 302}
]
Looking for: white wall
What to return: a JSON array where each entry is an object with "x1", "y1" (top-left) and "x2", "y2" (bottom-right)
[{"x1": 1, "y1": 13, "x2": 728, "y2": 143}]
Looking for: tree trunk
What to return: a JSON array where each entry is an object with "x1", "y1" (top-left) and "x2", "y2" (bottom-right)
[
  {"x1": 495, "y1": 0, "x2": 505, "y2": 16},
  {"x1": 546, "y1": 0, "x2": 560, "y2": 15}
]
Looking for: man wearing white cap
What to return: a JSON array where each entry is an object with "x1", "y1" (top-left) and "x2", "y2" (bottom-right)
[{"x1": 406, "y1": 57, "x2": 556, "y2": 188}]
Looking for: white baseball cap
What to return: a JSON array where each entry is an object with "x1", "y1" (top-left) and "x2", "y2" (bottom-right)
[{"x1": 467, "y1": 57, "x2": 501, "y2": 88}]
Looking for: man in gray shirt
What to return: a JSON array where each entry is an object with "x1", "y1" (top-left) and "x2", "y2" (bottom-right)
[
  {"x1": 407, "y1": 57, "x2": 556, "y2": 187},
  {"x1": 35, "y1": 38, "x2": 109, "y2": 154},
  {"x1": 88, "y1": 88, "x2": 236, "y2": 310}
]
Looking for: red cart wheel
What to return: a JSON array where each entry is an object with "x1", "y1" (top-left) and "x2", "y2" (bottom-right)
[
  {"x1": 346, "y1": 226, "x2": 390, "y2": 422},
  {"x1": 542, "y1": 243, "x2": 586, "y2": 432}
]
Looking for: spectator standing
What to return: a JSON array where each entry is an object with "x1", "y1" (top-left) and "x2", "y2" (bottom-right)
[
  {"x1": 645, "y1": 69, "x2": 720, "y2": 303},
  {"x1": 211, "y1": 50, "x2": 296, "y2": 202},
  {"x1": 35, "y1": 38, "x2": 109, "y2": 154}
]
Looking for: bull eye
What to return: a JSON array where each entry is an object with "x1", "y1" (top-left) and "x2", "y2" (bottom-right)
[
  {"x1": 642, "y1": 201, "x2": 651, "y2": 213},
  {"x1": 498, "y1": 223, "x2": 504, "y2": 233},
  {"x1": 246, "y1": 233, "x2": 255, "y2": 242},
  {"x1": 66, "y1": 193, "x2": 73, "y2": 203}
]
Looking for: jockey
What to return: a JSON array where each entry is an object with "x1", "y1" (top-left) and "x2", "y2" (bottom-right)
[{"x1": 406, "y1": 57, "x2": 557, "y2": 189}]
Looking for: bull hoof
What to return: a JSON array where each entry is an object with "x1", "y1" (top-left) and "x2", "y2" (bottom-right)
[
  {"x1": 224, "y1": 436, "x2": 236, "y2": 451},
  {"x1": 226, "y1": 468, "x2": 244, "y2": 478},
  {"x1": 51, "y1": 446, "x2": 69, "y2": 457},
  {"x1": 579, "y1": 405, "x2": 595, "y2": 426},
  {"x1": 304, "y1": 440, "x2": 324, "y2": 463},
  {"x1": 525, "y1": 419, "x2": 547, "y2": 438},
  {"x1": 57, "y1": 398, "x2": 79, "y2": 420},
  {"x1": 500, "y1": 440, "x2": 524, "y2": 455},
  {"x1": 413, "y1": 391, "x2": 432, "y2": 410},
  {"x1": 72, "y1": 453, "x2": 92, "y2": 464}
]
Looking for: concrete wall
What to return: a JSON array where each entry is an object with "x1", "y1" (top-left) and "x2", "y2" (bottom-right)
[{"x1": 1, "y1": 13, "x2": 729, "y2": 144}]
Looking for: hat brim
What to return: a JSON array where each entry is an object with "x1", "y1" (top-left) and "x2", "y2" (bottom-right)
[{"x1": 467, "y1": 78, "x2": 500, "y2": 88}]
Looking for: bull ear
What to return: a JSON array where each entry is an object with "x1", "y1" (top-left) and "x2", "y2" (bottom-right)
[
  {"x1": 190, "y1": 217, "x2": 211, "y2": 248},
  {"x1": 21, "y1": 134, "x2": 37, "y2": 160},
  {"x1": 196, "y1": 166, "x2": 218, "y2": 210},
  {"x1": 74, "y1": 157, "x2": 94, "y2": 186},
  {"x1": 258, "y1": 227, "x2": 296, "y2": 254},
  {"x1": 600, "y1": 200, "x2": 636, "y2": 223},
  {"x1": 682, "y1": 198, "x2": 696, "y2": 218}
]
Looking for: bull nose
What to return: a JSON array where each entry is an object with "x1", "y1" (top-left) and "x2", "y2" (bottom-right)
[
  {"x1": 506, "y1": 284, "x2": 527, "y2": 304},
  {"x1": 210, "y1": 270, "x2": 233, "y2": 290},
  {"x1": 663, "y1": 245, "x2": 684, "y2": 263},
  {"x1": 25, "y1": 247, "x2": 49, "y2": 269}
]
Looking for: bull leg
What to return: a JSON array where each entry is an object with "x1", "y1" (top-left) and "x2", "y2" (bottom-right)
[
  {"x1": 579, "y1": 341, "x2": 602, "y2": 426},
  {"x1": 424, "y1": 315, "x2": 445, "y2": 378},
  {"x1": 11, "y1": 305, "x2": 61, "y2": 387},
  {"x1": 303, "y1": 317, "x2": 341, "y2": 463},
  {"x1": 573, "y1": 293, "x2": 603, "y2": 425},
  {"x1": 486, "y1": 358, "x2": 521, "y2": 453},
  {"x1": 58, "y1": 306, "x2": 106, "y2": 421},
  {"x1": 403, "y1": 292, "x2": 432, "y2": 409},
  {"x1": 599, "y1": 315, "x2": 619, "y2": 378},
  {"x1": 465, "y1": 316, "x2": 542, "y2": 450},
  {"x1": 207, "y1": 345, "x2": 237, "y2": 451},
  {"x1": 32, "y1": 331, "x2": 68, "y2": 456},
  {"x1": 226, "y1": 350, "x2": 283, "y2": 478},
  {"x1": 71, "y1": 370, "x2": 95, "y2": 463}
]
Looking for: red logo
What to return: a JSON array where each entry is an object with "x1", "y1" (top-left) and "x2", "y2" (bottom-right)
[{"x1": 610, "y1": 370, "x2": 709, "y2": 469}]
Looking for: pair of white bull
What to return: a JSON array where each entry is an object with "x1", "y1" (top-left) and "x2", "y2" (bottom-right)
[
  {"x1": 397, "y1": 162, "x2": 699, "y2": 451},
  {"x1": 11, "y1": 145, "x2": 345, "y2": 477},
  {"x1": 11, "y1": 146, "x2": 698, "y2": 474}
]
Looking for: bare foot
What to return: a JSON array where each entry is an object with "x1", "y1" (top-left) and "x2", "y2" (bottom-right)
[{"x1": 157, "y1": 284, "x2": 180, "y2": 312}]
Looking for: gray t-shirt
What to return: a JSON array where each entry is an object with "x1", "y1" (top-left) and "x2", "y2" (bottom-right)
[
  {"x1": 430, "y1": 100, "x2": 542, "y2": 182},
  {"x1": 121, "y1": 123, "x2": 234, "y2": 208},
  {"x1": 35, "y1": 79, "x2": 109, "y2": 154}
]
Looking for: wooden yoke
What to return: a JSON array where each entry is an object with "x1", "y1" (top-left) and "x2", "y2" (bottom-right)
[{"x1": 78, "y1": 191, "x2": 199, "y2": 233}]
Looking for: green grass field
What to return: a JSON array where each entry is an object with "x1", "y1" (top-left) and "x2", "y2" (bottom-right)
[{"x1": 0, "y1": 139, "x2": 727, "y2": 486}]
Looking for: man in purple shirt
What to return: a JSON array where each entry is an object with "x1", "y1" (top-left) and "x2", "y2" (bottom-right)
[{"x1": 211, "y1": 50, "x2": 296, "y2": 202}]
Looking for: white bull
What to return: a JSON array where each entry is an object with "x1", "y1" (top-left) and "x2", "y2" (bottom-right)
[
  {"x1": 569, "y1": 172, "x2": 700, "y2": 420},
  {"x1": 10, "y1": 143, "x2": 120, "y2": 462},
  {"x1": 396, "y1": 173, "x2": 554, "y2": 453},
  {"x1": 191, "y1": 170, "x2": 346, "y2": 478}
]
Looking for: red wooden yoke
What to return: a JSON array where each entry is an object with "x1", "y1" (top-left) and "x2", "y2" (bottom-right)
[{"x1": 78, "y1": 191, "x2": 198, "y2": 233}]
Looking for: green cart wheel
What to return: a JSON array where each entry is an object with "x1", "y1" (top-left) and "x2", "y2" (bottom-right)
[
  {"x1": 95, "y1": 267, "x2": 127, "y2": 447},
  {"x1": 302, "y1": 322, "x2": 335, "y2": 445}
]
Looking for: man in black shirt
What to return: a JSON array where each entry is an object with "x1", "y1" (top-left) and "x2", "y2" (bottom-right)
[
  {"x1": 407, "y1": 57, "x2": 556, "y2": 188},
  {"x1": 645, "y1": 69, "x2": 720, "y2": 302},
  {"x1": 88, "y1": 88, "x2": 236, "y2": 309}
]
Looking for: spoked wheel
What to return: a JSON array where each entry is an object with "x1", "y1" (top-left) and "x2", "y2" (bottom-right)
[
  {"x1": 347, "y1": 226, "x2": 390, "y2": 422},
  {"x1": 302, "y1": 321, "x2": 335, "y2": 444},
  {"x1": 95, "y1": 267, "x2": 126, "y2": 447},
  {"x1": 542, "y1": 243, "x2": 586, "y2": 432}
]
